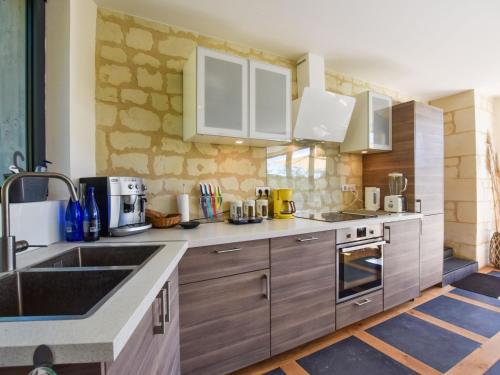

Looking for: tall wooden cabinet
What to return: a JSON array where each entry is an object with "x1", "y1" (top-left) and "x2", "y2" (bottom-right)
[{"x1": 364, "y1": 101, "x2": 444, "y2": 290}]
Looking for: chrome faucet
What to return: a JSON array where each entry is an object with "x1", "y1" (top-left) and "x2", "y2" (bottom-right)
[{"x1": 1, "y1": 172, "x2": 79, "y2": 272}]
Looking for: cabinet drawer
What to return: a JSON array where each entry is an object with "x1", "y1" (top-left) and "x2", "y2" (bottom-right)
[
  {"x1": 180, "y1": 269, "x2": 270, "y2": 375},
  {"x1": 271, "y1": 230, "x2": 335, "y2": 254},
  {"x1": 336, "y1": 290, "x2": 383, "y2": 329},
  {"x1": 179, "y1": 239, "x2": 269, "y2": 284}
]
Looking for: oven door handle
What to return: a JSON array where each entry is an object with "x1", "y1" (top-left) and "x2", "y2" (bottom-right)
[{"x1": 338, "y1": 240, "x2": 386, "y2": 253}]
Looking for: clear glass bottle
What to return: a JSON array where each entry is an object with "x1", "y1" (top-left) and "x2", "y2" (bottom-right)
[
  {"x1": 65, "y1": 199, "x2": 83, "y2": 242},
  {"x1": 83, "y1": 187, "x2": 100, "y2": 242}
]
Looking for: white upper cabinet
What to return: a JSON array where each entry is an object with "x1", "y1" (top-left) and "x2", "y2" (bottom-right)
[
  {"x1": 249, "y1": 60, "x2": 291, "y2": 142},
  {"x1": 184, "y1": 47, "x2": 248, "y2": 140},
  {"x1": 183, "y1": 47, "x2": 291, "y2": 146},
  {"x1": 340, "y1": 91, "x2": 392, "y2": 154}
]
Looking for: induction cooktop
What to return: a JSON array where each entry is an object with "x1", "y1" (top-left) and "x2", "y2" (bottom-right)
[{"x1": 295, "y1": 211, "x2": 379, "y2": 222}]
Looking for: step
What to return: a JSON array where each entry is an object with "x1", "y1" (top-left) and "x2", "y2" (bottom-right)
[
  {"x1": 443, "y1": 246, "x2": 454, "y2": 260},
  {"x1": 442, "y1": 257, "x2": 478, "y2": 287}
]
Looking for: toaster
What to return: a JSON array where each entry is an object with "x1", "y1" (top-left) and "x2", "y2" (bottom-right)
[{"x1": 384, "y1": 195, "x2": 407, "y2": 213}]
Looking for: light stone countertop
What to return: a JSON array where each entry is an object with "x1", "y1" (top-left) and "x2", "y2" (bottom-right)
[
  {"x1": 1, "y1": 213, "x2": 422, "y2": 367},
  {"x1": 99, "y1": 212, "x2": 424, "y2": 248}
]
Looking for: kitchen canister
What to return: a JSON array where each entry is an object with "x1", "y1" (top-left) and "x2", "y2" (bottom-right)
[
  {"x1": 256, "y1": 199, "x2": 268, "y2": 219},
  {"x1": 243, "y1": 200, "x2": 256, "y2": 218},
  {"x1": 230, "y1": 200, "x2": 243, "y2": 220}
]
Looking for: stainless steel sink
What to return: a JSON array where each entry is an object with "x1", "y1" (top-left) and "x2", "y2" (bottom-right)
[
  {"x1": 31, "y1": 245, "x2": 161, "y2": 268},
  {"x1": 0, "y1": 245, "x2": 164, "y2": 321},
  {"x1": 0, "y1": 268, "x2": 133, "y2": 321}
]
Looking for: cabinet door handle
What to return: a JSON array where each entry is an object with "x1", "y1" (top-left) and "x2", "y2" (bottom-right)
[
  {"x1": 214, "y1": 248, "x2": 242, "y2": 254},
  {"x1": 262, "y1": 273, "x2": 270, "y2": 300},
  {"x1": 354, "y1": 298, "x2": 372, "y2": 306},
  {"x1": 165, "y1": 281, "x2": 171, "y2": 324},
  {"x1": 297, "y1": 237, "x2": 319, "y2": 242},
  {"x1": 383, "y1": 226, "x2": 391, "y2": 244},
  {"x1": 153, "y1": 288, "x2": 167, "y2": 335},
  {"x1": 416, "y1": 199, "x2": 422, "y2": 213}
]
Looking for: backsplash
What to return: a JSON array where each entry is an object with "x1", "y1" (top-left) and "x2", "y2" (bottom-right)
[
  {"x1": 267, "y1": 143, "x2": 363, "y2": 212},
  {"x1": 95, "y1": 8, "x2": 413, "y2": 216}
]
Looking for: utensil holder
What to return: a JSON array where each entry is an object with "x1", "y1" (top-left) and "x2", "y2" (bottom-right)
[{"x1": 199, "y1": 195, "x2": 223, "y2": 220}]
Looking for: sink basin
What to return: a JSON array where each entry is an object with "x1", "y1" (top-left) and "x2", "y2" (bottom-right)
[
  {"x1": 32, "y1": 245, "x2": 161, "y2": 268},
  {"x1": 0, "y1": 269, "x2": 132, "y2": 321}
]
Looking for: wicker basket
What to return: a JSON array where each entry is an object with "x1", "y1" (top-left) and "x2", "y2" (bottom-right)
[
  {"x1": 146, "y1": 209, "x2": 181, "y2": 228},
  {"x1": 490, "y1": 232, "x2": 500, "y2": 268}
]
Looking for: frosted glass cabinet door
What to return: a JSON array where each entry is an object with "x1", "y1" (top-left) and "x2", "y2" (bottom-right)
[
  {"x1": 196, "y1": 48, "x2": 248, "y2": 138},
  {"x1": 369, "y1": 92, "x2": 392, "y2": 150},
  {"x1": 249, "y1": 61, "x2": 291, "y2": 141}
]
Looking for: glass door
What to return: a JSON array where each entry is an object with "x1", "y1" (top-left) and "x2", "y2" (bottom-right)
[
  {"x1": 196, "y1": 47, "x2": 248, "y2": 138},
  {"x1": 1, "y1": 0, "x2": 27, "y2": 178},
  {"x1": 337, "y1": 240, "x2": 384, "y2": 302},
  {"x1": 249, "y1": 60, "x2": 291, "y2": 141},
  {"x1": 369, "y1": 92, "x2": 392, "y2": 150}
]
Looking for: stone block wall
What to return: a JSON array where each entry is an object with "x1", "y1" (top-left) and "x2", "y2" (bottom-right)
[
  {"x1": 474, "y1": 94, "x2": 497, "y2": 266},
  {"x1": 431, "y1": 90, "x2": 499, "y2": 266},
  {"x1": 95, "y1": 8, "x2": 413, "y2": 217},
  {"x1": 431, "y1": 91, "x2": 478, "y2": 261}
]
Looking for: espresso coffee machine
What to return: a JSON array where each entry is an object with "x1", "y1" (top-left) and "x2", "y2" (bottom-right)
[{"x1": 79, "y1": 176, "x2": 152, "y2": 237}]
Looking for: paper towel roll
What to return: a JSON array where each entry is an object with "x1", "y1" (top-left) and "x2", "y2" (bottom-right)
[{"x1": 177, "y1": 194, "x2": 189, "y2": 222}]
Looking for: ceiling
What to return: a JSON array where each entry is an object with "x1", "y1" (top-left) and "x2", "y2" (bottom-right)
[{"x1": 95, "y1": 0, "x2": 500, "y2": 101}]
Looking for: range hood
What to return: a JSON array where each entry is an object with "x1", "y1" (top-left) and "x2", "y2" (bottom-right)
[{"x1": 292, "y1": 53, "x2": 356, "y2": 142}]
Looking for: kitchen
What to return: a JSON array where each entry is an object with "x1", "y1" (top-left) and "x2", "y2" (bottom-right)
[{"x1": 1, "y1": 1, "x2": 500, "y2": 374}]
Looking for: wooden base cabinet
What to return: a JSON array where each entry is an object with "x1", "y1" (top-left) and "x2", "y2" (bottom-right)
[
  {"x1": 106, "y1": 268, "x2": 181, "y2": 375},
  {"x1": 420, "y1": 214, "x2": 444, "y2": 290},
  {"x1": 270, "y1": 231, "x2": 336, "y2": 356},
  {"x1": 383, "y1": 220, "x2": 420, "y2": 310},
  {"x1": 179, "y1": 269, "x2": 270, "y2": 375}
]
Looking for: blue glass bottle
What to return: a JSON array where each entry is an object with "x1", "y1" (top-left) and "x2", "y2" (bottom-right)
[
  {"x1": 83, "y1": 187, "x2": 100, "y2": 242},
  {"x1": 65, "y1": 199, "x2": 83, "y2": 242}
]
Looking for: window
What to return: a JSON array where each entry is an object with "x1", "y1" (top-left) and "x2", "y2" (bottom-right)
[{"x1": 0, "y1": 0, "x2": 45, "y2": 180}]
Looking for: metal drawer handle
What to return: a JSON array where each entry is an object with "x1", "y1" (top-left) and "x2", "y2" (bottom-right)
[
  {"x1": 416, "y1": 199, "x2": 422, "y2": 213},
  {"x1": 262, "y1": 273, "x2": 270, "y2": 300},
  {"x1": 153, "y1": 287, "x2": 167, "y2": 335},
  {"x1": 165, "y1": 281, "x2": 171, "y2": 324},
  {"x1": 354, "y1": 298, "x2": 372, "y2": 306},
  {"x1": 297, "y1": 237, "x2": 319, "y2": 242},
  {"x1": 384, "y1": 226, "x2": 391, "y2": 244},
  {"x1": 214, "y1": 248, "x2": 242, "y2": 254}
]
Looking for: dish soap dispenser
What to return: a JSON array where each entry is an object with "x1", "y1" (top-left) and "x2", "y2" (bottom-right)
[{"x1": 83, "y1": 187, "x2": 100, "y2": 242}]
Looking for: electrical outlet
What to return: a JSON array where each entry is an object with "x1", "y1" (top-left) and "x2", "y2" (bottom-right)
[
  {"x1": 255, "y1": 186, "x2": 271, "y2": 197},
  {"x1": 341, "y1": 184, "x2": 356, "y2": 192}
]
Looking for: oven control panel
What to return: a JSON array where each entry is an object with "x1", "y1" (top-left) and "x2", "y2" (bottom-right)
[{"x1": 337, "y1": 224, "x2": 383, "y2": 244}]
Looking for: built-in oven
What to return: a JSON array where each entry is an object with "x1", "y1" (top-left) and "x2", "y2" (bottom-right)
[{"x1": 336, "y1": 224, "x2": 385, "y2": 303}]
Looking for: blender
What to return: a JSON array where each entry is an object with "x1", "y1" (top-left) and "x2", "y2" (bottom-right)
[{"x1": 384, "y1": 172, "x2": 408, "y2": 212}]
